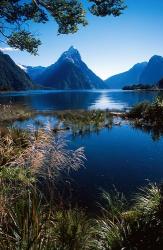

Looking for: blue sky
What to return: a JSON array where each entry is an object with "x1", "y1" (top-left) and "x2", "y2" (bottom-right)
[{"x1": 1, "y1": 0, "x2": 163, "y2": 79}]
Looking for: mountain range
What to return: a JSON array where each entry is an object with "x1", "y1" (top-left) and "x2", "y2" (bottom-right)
[
  {"x1": 21, "y1": 65, "x2": 46, "y2": 81},
  {"x1": 0, "y1": 51, "x2": 33, "y2": 91},
  {"x1": 1, "y1": 46, "x2": 163, "y2": 91},
  {"x1": 105, "y1": 55, "x2": 163, "y2": 89},
  {"x1": 25, "y1": 46, "x2": 105, "y2": 89}
]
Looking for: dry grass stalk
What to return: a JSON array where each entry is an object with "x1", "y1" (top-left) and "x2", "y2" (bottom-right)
[{"x1": 7, "y1": 124, "x2": 85, "y2": 181}]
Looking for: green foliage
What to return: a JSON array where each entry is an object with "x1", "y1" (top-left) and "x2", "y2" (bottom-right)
[
  {"x1": 8, "y1": 31, "x2": 41, "y2": 55},
  {"x1": 90, "y1": 0, "x2": 127, "y2": 17},
  {"x1": 1, "y1": 161, "x2": 163, "y2": 250},
  {"x1": 47, "y1": 0, "x2": 88, "y2": 34},
  {"x1": 0, "y1": 124, "x2": 87, "y2": 249},
  {"x1": 0, "y1": 0, "x2": 126, "y2": 54}
]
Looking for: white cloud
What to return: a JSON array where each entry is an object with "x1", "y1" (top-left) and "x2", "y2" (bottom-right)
[{"x1": 0, "y1": 47, "x2": 18, "y2": 52}]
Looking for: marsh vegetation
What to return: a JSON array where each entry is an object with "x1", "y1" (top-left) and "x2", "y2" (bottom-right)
[
  {"x1": 0, "y1": 100, "x2": 163, "y2": 249},
  {"x1": 54, "y1": 110, "x2": 114, "y2": 136}
]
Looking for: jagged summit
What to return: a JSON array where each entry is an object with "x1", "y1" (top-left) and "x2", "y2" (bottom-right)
[
  {"x1": 58, "y1": 46, "x2": 81, "y2": 65},
  {"x1": 67, "y1": 46, "x2": 78, "y2": 54}
]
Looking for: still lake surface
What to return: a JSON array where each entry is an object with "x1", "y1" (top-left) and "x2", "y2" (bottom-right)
[
  {"x1": 0, "y1": 89, "x2": 159, "y2": 111},
  {"x1": 1, "y1": 90, "x2": 163, "y2": 211}
]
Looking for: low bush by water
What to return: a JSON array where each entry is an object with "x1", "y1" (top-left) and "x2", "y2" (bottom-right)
[
  {"x1": 127, "y1": 96, "x2": 163, "y2": 140},
  {"x1": 128, "y1": 96, "x2": 163, "y2": 123}
]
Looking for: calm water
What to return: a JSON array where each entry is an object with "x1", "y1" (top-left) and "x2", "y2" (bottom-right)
[
  {"x1": 1, "y1": 90, "x2": 163, "y2": 211},
  {"x1": 69, "y1": 126, "x2": 163, "y2": 211},
  {"x1": 0, "y1": 89, "x2": 159, "y2": 111}
]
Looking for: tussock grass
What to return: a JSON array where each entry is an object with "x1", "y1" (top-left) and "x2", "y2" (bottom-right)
[
  {"x1": 0, "y1": 127, "x2": 30, "y2": 166},
  {"x1": 99, "y1": 188, "x2": 127, "y2": 220},
  {"x1": 0, "y1": 104, "x2": 34, "y2": 123},
  {"x1": 48, "y1": 209, "x2": 96, "y2": 250},
  {"x1": 0, "y1": 191, "x2": 95, "y2": 250},
  {"x1": 133, "y1": 183, "x2": 162, "y2": 215},
  {"x1": 96, "y1": 183, "x2": 163, "y2": 250}
]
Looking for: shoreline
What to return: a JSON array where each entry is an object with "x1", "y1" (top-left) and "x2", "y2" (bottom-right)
[{"x1": 0, "y1": 88, "x2": 163, "y2": 94}]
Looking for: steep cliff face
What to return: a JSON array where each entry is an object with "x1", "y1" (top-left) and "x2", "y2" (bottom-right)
[
  {"x1": 0, "y1": 52, "x2": 33, "y2": 91},
  {"x1": 139, "y1": 55, "x2": 163, "y2": 84}
]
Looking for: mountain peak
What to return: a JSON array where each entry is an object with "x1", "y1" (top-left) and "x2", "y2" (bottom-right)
[
  {"x1": 29, "y1": 47, "x2": 104, "y2": 89},
  {"x1": 58, "y1": 46, "x2": 81, "y2": 64},
  {"x1": 149, "y1": 55, "x2": 163, "y2": 63},
  {"x1": 68, "y1": 46, "x2": 76, "y2": 52},
  {"x1": 132, "y1": 62, "x2": 148, "y2": 69},
  {"x1": 139, "y1": 55, "x2": 163, "y2": 84}
]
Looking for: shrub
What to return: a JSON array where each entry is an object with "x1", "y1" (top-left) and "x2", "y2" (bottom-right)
[{"x1": 128, "y1": 102, "x2": 150, "y2": 119}]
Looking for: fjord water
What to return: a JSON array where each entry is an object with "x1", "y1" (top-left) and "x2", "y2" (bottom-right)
[
  {"x1": 69, "y1": 126, "x2": 163, "y2": 211},
  {"x1": 1, "y1": 90, "x2": 163, "y2": 211},
  {"x1": 0, "y1": 89, "x2": 158, "y2": 111}
]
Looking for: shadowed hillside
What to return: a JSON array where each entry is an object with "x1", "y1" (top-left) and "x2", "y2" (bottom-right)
[{"x1": 0, "y1": 52, "x2": 33, "y2": 91}]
